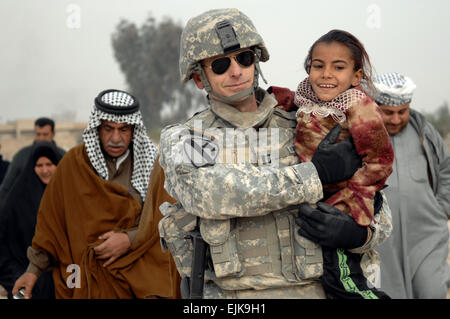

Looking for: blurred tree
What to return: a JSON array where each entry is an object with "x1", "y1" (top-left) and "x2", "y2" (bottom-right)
[
  {"x1": 425, "y1": 101, "x2": 450, "y2": 138},
  {"x1": 51, "y1": 109, "x2": 77, "y2": 122},
  {"x1": 112, "y1": 15, "x2": 205, "y2": 130}
]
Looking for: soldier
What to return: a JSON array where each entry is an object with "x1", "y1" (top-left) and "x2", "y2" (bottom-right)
[{"x1": 158, "y1": 8, "x2": 392, "y2": 298}]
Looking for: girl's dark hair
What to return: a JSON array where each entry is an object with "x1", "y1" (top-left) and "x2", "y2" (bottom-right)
[{"x1": 304, "y1": 29, "x2": 374, "y2": 91}]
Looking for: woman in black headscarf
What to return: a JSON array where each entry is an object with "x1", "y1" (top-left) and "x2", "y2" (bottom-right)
[{"x1": 0, "y1": 141, "x2": 62, "y2": 299}]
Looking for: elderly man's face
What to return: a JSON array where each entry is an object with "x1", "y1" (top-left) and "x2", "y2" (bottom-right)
[
  {"x1": 98, "y1": 121, "x2": 133, "y2": 158},
  {"x1": 379, "y1": 103, "x2": 410, "y2": 136}
]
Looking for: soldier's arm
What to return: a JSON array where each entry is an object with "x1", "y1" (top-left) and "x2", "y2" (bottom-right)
[
  {"x1": 158, "y1": 206, "x2": 196, "y2": 278},
  {"x1": 349, "y1": 191, "x2": 393, "y2": 254},
  {"x1": 159, "y1": 124, "x2": 323, "y2": 220}
]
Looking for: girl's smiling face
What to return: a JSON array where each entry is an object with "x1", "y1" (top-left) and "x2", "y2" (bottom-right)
[{"x1": 309, "y1": 41, "x2": 363, "y2": 101}]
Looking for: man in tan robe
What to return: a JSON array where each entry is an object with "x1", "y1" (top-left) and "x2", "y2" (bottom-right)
[{"x1": 13, "y1": 89, "x2": 180, "y2": 299}]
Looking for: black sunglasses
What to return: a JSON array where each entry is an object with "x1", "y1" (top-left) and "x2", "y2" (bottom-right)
[{"x1": 204, "y1": 50, "x2": 256, "y2": 75}]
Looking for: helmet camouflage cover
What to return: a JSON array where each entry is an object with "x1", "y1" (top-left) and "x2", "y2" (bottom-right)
[{"x1": 179, "y1": 8, "x2": 270, "y2": 83}]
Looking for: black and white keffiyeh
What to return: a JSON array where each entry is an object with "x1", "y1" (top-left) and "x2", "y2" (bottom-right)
[
  {"x1": 372, "y1": 72, "x2": 416, "y2": 106},
  {"x1": 82, "y1": 90, "x2": 158, "y2": 200}
]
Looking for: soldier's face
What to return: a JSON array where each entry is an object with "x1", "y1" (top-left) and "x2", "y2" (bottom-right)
[
  {"x1": 379, "y1": 103, "x2": 410, "y2": 136},
  {"x1": 194, "y1": 49, "x2": 255, "y2": 101},
  {"x1": 98, "y1": 120, "x2": 134, "y2": 158}
]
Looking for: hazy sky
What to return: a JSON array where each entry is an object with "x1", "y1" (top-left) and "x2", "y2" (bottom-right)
[{"x1": 0, "y1": 0, "x2": 449, "y2": 124}]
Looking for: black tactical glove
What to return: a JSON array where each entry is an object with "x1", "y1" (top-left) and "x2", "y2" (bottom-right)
[
  {"x1": 296, "y1": 202, "x2": 368, "y2": 249},
  {"x1": 311, "y1": 124, "x2": 362, "y2": 185}
]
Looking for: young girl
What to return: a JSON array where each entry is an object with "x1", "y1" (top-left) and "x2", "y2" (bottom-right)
[{"x1": 270, "y1": 29, "x2": 394, "y2": 298}]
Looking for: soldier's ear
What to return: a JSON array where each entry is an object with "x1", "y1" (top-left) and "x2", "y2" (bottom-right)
[{"x1": 192, "y1": 73, "x2": 205, "y2": 89}]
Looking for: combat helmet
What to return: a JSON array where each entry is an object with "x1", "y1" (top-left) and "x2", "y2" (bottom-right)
[{"x1": 179, "y1": 8, "x2": 269, "y2": 102}]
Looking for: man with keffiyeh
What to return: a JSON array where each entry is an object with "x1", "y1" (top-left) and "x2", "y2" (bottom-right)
[
  {"x1": 372, "y1": 72, "x2": 450, "y2": 299},
  {"x1": 12, "y1": 89, "x2": 180, "y2": 299}
]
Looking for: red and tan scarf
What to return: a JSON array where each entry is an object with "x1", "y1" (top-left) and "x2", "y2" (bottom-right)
[{"x1": 294, "y1": 77, "x2": 368, "y2": 123}]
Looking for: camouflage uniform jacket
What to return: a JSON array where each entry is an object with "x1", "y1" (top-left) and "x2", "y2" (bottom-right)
[{"x1": 158, "y1": 88, "x2": 392, "y2": 298}]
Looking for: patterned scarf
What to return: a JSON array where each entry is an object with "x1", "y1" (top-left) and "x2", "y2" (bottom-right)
[
  {"x1": 82, "y1": 91, "x2": 158, "y2": 200},
  {"x1": 294, "y1": 77, "x2": 367, "y2": 123}
]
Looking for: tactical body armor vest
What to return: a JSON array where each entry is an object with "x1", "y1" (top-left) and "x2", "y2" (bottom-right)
[{"x1": 160, "y1": 90, "x2": 324, "y2": 291}]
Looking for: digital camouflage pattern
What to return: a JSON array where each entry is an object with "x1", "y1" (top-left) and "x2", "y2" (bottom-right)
[
  {"x1": 158, "y1": 89, "x2": 393, "y2": 297},
  {"x1": 179, "y1": 8, "x2": 269, "y2": 83},
  {"x1": 349, "y1": 191, "x2": 392, "y2": 255},
  {"x1": 159, "y1": 91, "x2": 322, "y2": 221},
  {"x1": 158, "y1": 202, "x2": 196, "y2": 278},
  {"x1": 203, "y1": 280, "x2": 327, "y2": 299}
]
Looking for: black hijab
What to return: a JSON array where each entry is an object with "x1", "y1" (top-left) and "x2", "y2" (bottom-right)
[{"x1": 0, "y1": 141, "x2": 62, "y2": 294}]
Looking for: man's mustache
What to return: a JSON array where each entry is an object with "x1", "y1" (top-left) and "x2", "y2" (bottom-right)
[{"x1": 106, "y1": 141, "x2": 126, "y2": 147}]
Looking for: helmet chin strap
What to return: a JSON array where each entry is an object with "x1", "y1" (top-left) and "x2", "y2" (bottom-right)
[{"x1": 209, "y1": 86, "x2": 255, "y2": 105}]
